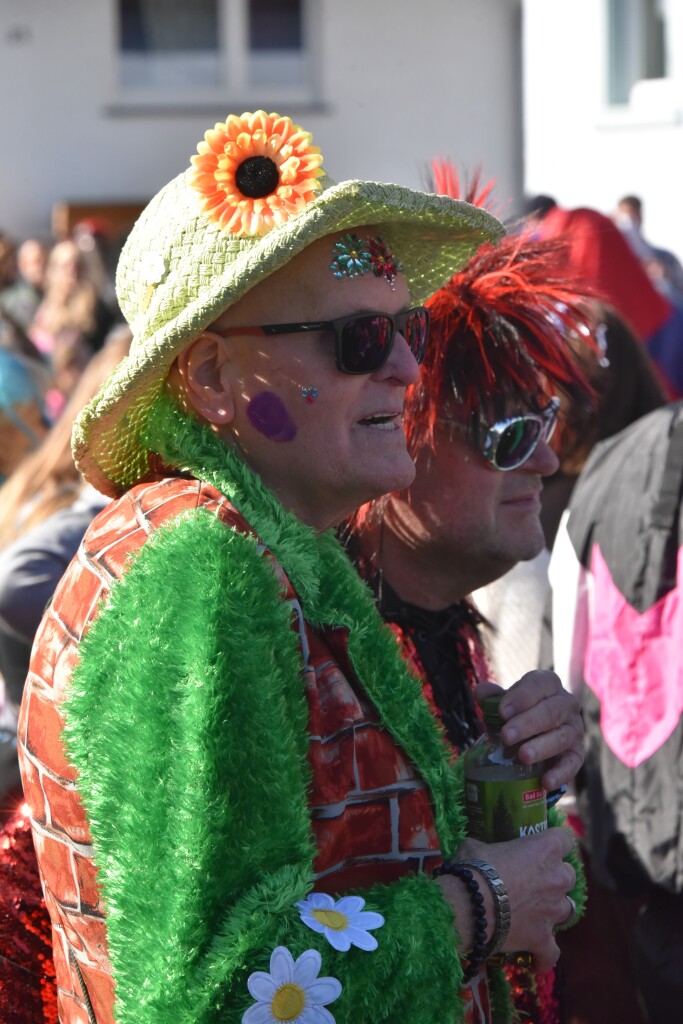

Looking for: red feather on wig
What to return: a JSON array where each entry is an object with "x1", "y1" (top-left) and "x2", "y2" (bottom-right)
[{"x1": 431, "y1": 160, "x2": 497, "y2": 212}]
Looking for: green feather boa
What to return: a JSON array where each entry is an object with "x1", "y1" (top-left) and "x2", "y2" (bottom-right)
[{"x1": 142, "y1": 393, "x2": 468, "y2": 857}]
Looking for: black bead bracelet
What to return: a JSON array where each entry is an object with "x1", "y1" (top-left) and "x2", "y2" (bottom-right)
[
  {"x1": 433, "y1": 861, "x2": 489, "y2": 983},
  {"x1": 456, "y1": 859, "x2": 511, "y2": 959}
]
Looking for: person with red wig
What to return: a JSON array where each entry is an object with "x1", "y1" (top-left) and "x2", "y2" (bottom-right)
[
  {"x1": 532, "y1": 203, "x2": 683, "y2": 399},
  {"x1": 344, "y1": 224, "x2": 594, "y2": 1023}
]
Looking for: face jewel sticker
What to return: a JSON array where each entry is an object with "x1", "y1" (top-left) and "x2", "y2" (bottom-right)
[
  {"x1": 366, "y1": 236, "x2": 403, "y2": 289},
  {"x1": 330, "y1": 233, "x2": 373, "y2": 279},
  {"x1": 330, "y1": 233, "x2": 402, "y2": 288}
]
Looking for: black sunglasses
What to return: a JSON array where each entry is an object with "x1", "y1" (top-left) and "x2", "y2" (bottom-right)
[
  {"x1": 442, "y1": 397, "x2": 560, "y2": 471},
  {"x1": 213, "y1": 306, "x2": 430, "y2": 375}
]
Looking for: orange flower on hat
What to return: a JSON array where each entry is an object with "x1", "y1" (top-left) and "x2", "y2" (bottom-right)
[{"x1": 189, "y1": 110, "x2": 325, "y2": 237}]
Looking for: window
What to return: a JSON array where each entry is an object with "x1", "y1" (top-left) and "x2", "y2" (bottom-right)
[
  {"x1": 608, "y1": 0, "x2": 668, "y2": 104},
  {"x1": 249, "y1": 0, "x2": 307, "y2": 89},
  {"x1": 116, "y1": 0, "x2": 314, "y2": 103},
  {"x1": 119, "y1": 0, "x2": 221, "y2": 88}
]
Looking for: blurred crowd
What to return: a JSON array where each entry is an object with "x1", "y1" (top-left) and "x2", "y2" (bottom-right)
[
  {"x1": 0, "y1": 221, "x2": 121, "y2": 424},
  {"x1": 0, "y1": 219, "x2": 133, "y2": 817}
]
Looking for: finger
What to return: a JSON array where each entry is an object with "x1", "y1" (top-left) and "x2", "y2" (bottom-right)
[
  {"x1": 498, "y1": 671, "x2": 563, "y2": 717},
  {"x1": 473, "y1": 680, "x2": 504, "y2": 704},
  {"x1": 557, "y1": 893, "x2": 580, "y2": 929},
  {"x1": 539, "y1": 747, "x2": 585, "y2": 790},
  {"x1": 515, "y1": 718, "x2": 583, "y2": 760},
  {"x1": 512, "y1": 822, "x2": 575, "y2": 860},
  {"x1": 500, "y1": 691, "x2": 581, "y2": 748},
  {"x1": 538, "y1": 823, "x2": 576, "y2": 861},
  {"x1": 561, "y1": 858, "x2": 577, "y2": 893},
  {"x1": 514, "y1": 717, "x2": 583, "y2": 765},
  {"x1": 531, "y1": 936, "x2": 561, "y2": 975}
]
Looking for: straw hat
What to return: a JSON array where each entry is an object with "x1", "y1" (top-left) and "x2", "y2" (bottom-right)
[{"x1": 73, "y1": 111, "x2": 505, "y2": 496}]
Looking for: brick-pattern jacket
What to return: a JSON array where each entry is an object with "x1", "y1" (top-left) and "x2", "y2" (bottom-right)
[{"x1": 18, "y1": 403, "x2": 494, "y2": 1024}]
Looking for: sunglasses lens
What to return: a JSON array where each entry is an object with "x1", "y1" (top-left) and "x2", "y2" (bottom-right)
[
  {"x1": 495, "y1": 418, "x2": 542, "y2": 469},
  {"x1": 338, "y1": 308, "x2": 429, "y2": 373},
  {"x1": 401, "y1": 308, "x2": 430, "y2": 364},
  {"x1": 340, "y1": 315, "x2": 393, "y2": 373}
]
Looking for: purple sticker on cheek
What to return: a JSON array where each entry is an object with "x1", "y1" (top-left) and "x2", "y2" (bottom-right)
[{"x1": 246, "y1": 391, "x2": 298, "y2": 442}]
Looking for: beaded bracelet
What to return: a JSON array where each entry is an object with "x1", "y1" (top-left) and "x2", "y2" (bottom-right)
[
  {"x1": 456, "y1": 859, "x2": 511, "y2": 959},
  {"x1": 433, "y1": 861, "x2": 489, "y2": 983}
]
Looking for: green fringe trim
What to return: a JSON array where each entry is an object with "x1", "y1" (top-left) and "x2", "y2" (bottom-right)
[
  {"x1": 63, "y1": 514, "x2": 315, "y2": 1021},
  {"x1": 141, "y1": 392, "x2": 467, "y2": 857},
  {"x1": 488, "y1": 967, "x2": 514, "y2": 1024}
]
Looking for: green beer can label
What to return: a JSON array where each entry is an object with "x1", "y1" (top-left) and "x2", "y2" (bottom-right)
[{"x1": 465, "y1": 775, "x2": 547, "y2": 842}]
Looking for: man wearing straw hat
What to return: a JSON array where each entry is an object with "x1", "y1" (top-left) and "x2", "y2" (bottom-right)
[{"x1": 18, "y1": 111, "x2": 581, "y2": 1024}]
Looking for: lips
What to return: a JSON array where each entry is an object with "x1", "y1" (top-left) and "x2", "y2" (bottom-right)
[
  {"x1": 501, "y1": 490, "x2": 541, "y2": 507},
  {"x1": 357, "y1": 411, "x2": 404, "y2": 430}
]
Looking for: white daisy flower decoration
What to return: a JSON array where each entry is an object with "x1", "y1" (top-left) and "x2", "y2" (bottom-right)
[
  {"x1": 296, "y1": 893, "x2": 385, "y2": 952},
  {"x1": 243, "y1": 946, "x2": 342, "y2": 1024}
]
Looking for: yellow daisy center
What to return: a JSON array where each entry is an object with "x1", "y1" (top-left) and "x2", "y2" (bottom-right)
[
  {"x1": 311, "y1": 908, "x2": 349, "y2": 931},
  {"x1": 271, "y1": 982, "x2": 306, "y2": 1021}
]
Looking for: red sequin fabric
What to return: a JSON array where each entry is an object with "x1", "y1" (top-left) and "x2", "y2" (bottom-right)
[{"x1": 0, "y1": 804, "x2": 58, "y2": 1024}]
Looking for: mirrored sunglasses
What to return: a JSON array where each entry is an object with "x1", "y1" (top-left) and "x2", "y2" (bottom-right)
[
  {"x1": 441, "y1": 397, "x2": 560, "y2": 471},
  {"x1": 213, "y1": 306, "x2": 430, "y2": 375},
  {"x1": 479, "y1": 397, "x2": 560, "y2": 470}
]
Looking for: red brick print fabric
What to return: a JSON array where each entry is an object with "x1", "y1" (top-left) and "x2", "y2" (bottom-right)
[
  {"x1": 18, "y1": 477, "x2": 442, "y2": 1023},
  {"x1": 306, "y1": 630, "x2": 441, "y2": 891}
]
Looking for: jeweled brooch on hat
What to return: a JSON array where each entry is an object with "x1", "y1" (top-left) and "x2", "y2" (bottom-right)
[
  {"x1": 330, "y1": 233, "x2": 403, "y2": 288},
  {"x1": 366, "y1": 236, "x2": 403, "y2": 289},
  {"x1": 189, "y1": 110, "x2": 325, "y2": 237}
]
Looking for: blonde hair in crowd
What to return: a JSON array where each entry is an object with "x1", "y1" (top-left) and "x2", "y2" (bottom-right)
[{"x1": 0, "y1": 325, "x2": 132, "y2": 547}]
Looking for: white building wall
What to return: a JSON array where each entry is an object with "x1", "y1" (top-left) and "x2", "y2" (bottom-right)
[
  {"x1": 523, "y1": 0, "x2": 683, "y2": 256},
  {"x1": 0, "y1": 0, "x2": 523, "y2": 242}
]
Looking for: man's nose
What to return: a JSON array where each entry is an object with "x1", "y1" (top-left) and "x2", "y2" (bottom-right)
[
  {"x1": 525, "y1": 438, "x2": 560, "y2": 476},
  {"x1": 375, "y1": 331, "x2": 420, "y2": 386}
]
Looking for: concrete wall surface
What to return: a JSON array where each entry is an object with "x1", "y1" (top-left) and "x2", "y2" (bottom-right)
[{"x1": 0, "y1": 0, "x2": 523, "y2": 242}]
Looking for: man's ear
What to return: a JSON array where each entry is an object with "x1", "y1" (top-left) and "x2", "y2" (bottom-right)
[{"x1": 174, "y1": 333, "x2": 236, "y2": 425}]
